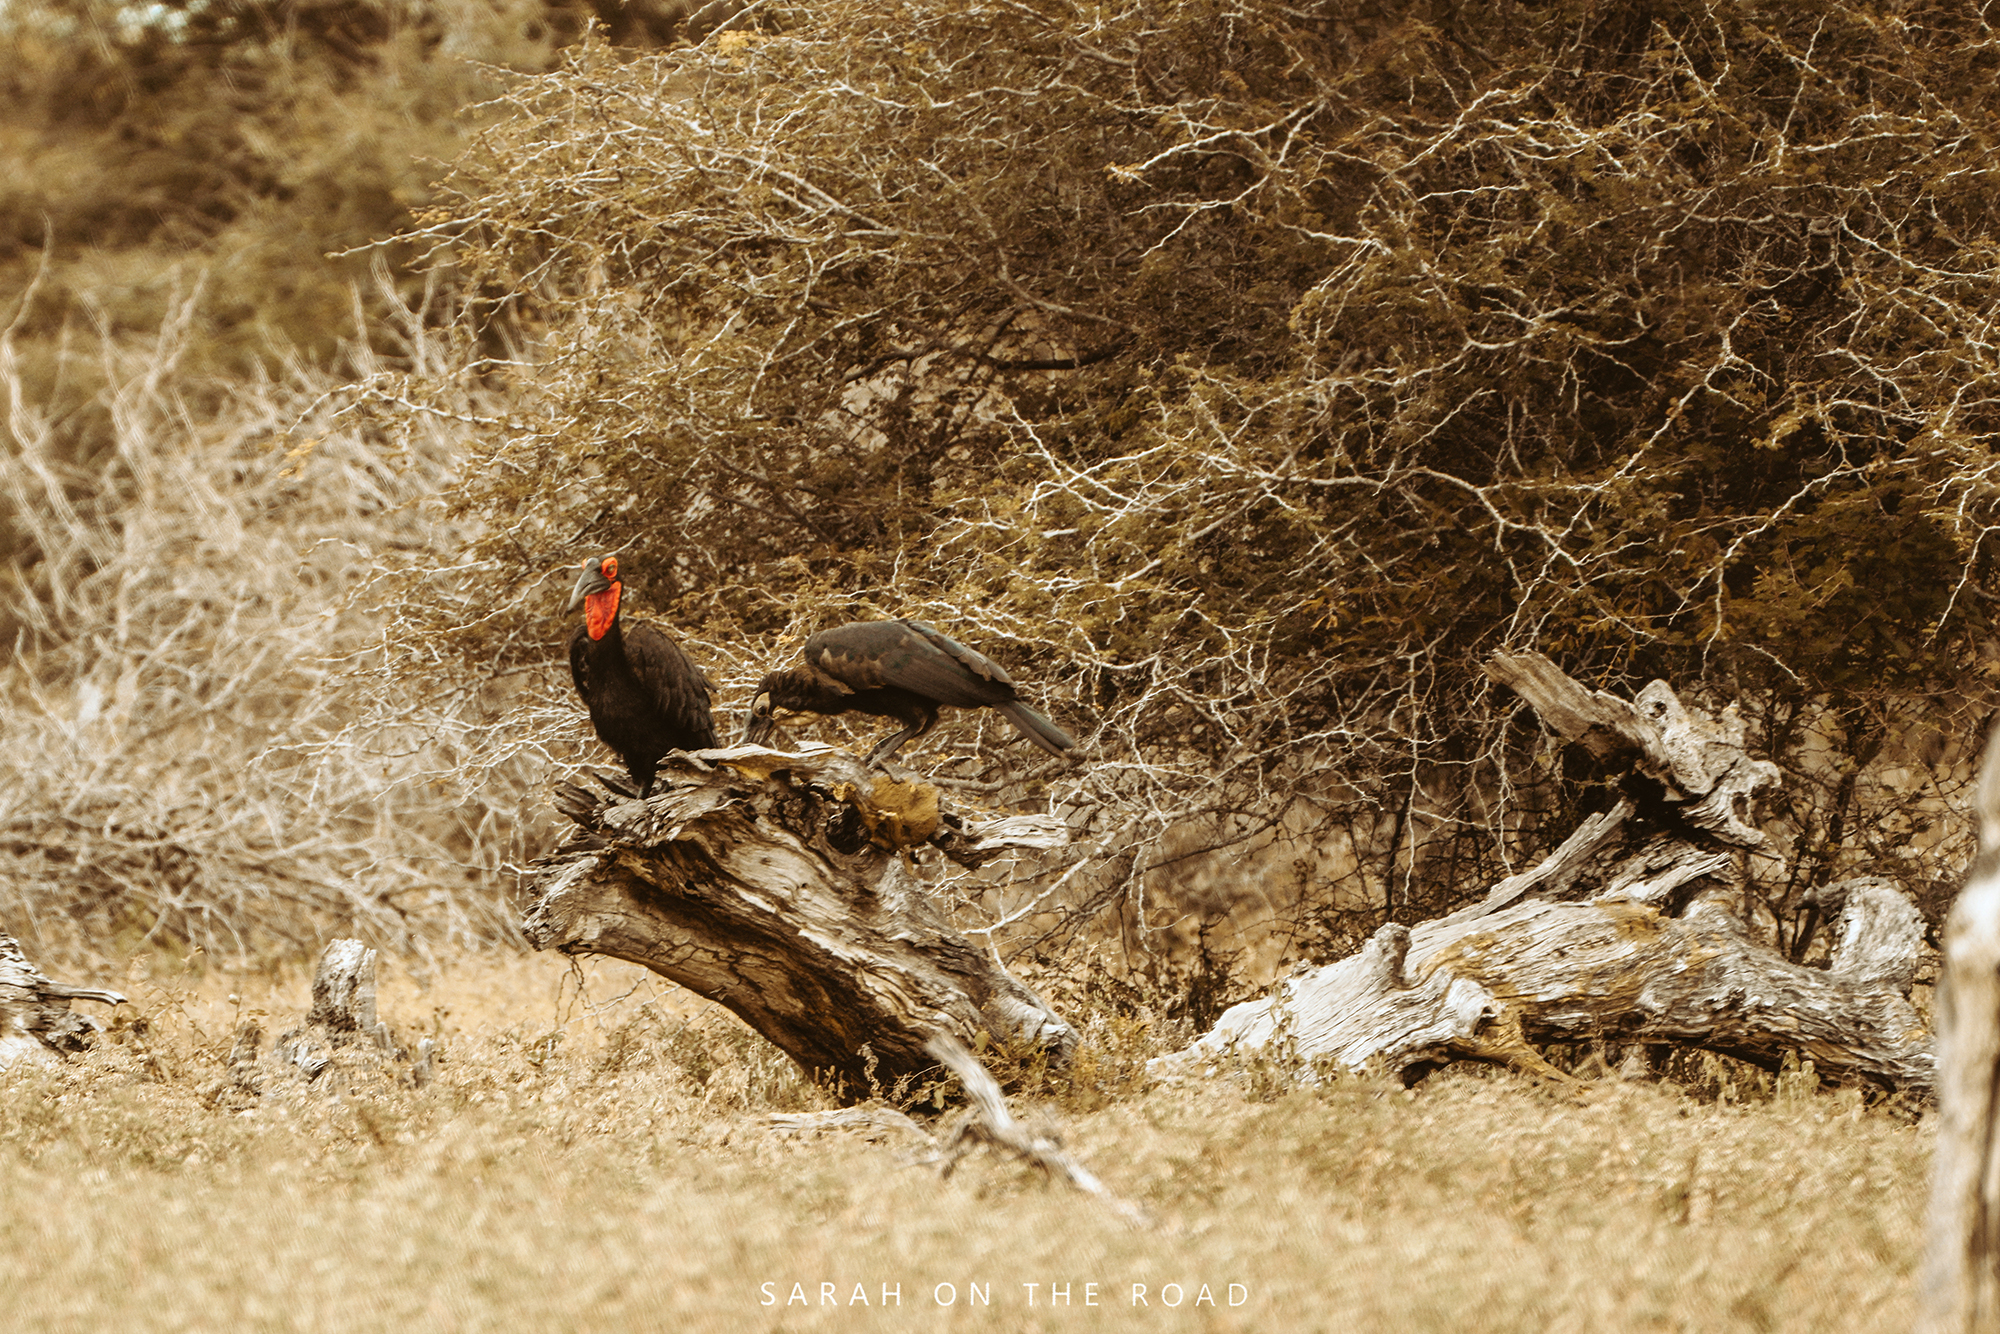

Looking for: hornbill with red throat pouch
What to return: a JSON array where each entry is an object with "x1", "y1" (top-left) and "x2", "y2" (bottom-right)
[
  {"x1": 742, "y1": 619, "x2": 1076, "y2": 769},
  {"x1": 567, "y1": 555, "x2": 717, "y2": 795}
]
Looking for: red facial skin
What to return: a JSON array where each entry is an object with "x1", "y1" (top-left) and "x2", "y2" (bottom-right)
[{"x1": 584, "y1": 558, "x2": 621, "y2": 640}]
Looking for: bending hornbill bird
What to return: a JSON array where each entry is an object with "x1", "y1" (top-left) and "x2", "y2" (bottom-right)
[
  {"x1": 566, "y1": 555, "x2": 717, "y2": 794},
  {"x1": 742, "y1": 619, "x2": 1076, "y2": 768}
]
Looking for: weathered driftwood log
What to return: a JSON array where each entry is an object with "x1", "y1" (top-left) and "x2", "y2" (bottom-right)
[
  {"x1": 1919, "y1": 726, "x2": 2000, "y2": 1334},
  {"x1": 522, "y1": 744, "x2": 1075, "y2": 1101},
  {"x1": 0, "y1": 934, "x2": 124, "y2": 1070},
  {"x1": 212, "y1": 936, "x2": 434, "y2": 1106},
  {"x1": 1154, "y1": 652, "x2": 1933, "y2": 1093}
]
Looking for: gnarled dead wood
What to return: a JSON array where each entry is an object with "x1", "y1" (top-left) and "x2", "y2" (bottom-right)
[
  {"x1": 754, "y1": 1041, "x2": 1145, "y2": 1224},
  {"x1": 1919, "y1": 726, "x2": 2000, "y2": 1334},
  {"x1": 213, "y1": 937, "x2": 434, "y2": 1106},
  {"x1": 0, "y1": 935, "x2": 124, "y2": 1070},
  {"x1": 1155, "y1": 652, "x2": 1932, "y2": 1094},
  {"x1": 521, "y1": 744, "x2": 1075, "y2": 1101}
]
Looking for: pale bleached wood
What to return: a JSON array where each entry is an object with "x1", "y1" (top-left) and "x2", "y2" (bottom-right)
[
  {"x1": 758, "y1": 1049, "x2": 1143, "y2": 1226},
  {"x1": 1919, "y1": 726, "x2": 2000, "y2": 1334},
  {"x1": 761, "y1": 1104, "x2": 935, "y2": 1143},
  {"x1": 213, "y1": 937, "x2": 431, "y2": 1105},
  {"x1": 522, "y1": 744, "x2": 1076, "y2": 1100},
  {"x1": 0, "y1": 934, "x2": 124, "y2": 1070},
  {"x1": 1155, "y1": 885, "x2": 1931, "y2": 1090},
  {"x1": 925, "y1": 1034, "x2": 1151, "y2": 1228},
  {"x1": 1155, "y1": 655, "x2": 1931, "y2": 1093}
]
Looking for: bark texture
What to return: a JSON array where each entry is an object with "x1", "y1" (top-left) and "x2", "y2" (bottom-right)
[
  {"x1": 1920, "y1": 726, "x2": 2000, "y2": 1334},
  {"x1": 0, "y1": 934, "x2": 124, "y2": 1070},
  {"x1": 1154, "y1": 652, "x2": 1933, "y2": 1093},
  {"x1": 521, "y1": 744, "x2": 1075, "y2": 1100},
  {"x1": 212, "y1": 936, "x2": 434, "y2": 1106}
]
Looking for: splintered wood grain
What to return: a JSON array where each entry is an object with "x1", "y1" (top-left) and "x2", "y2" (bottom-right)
[
  {"x1": 1920, "y1": 726, "x2": 2000, "y2": 1334},
  {"x1": 1160, "y1": 658, "x2": 1929, "y2": 1096},
  {"x1": 522, "y1": 745, "x2": 1074, "y2": 1100}
]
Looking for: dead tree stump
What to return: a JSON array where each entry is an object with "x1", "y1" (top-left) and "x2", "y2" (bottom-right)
[
  {"x1": 1154, "y1": 652, "x2": 1933, "y2": 1093},
  {"x1": 521, "y1": 744, "x2": 1075, "y2": 1101},
  {"x1": 1920, "y1": 726, "x2": 2000, "y2": 1334},
  {"x1": 213, "y1": 936, "x2": 433, "y2": 1106},
  {"x1": 0, "y1": 935, "x2": 124, "y2": 1070}
]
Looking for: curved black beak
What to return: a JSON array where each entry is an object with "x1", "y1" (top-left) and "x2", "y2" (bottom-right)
[
  {"x1": 565, "y1": 560, "x2": 611, "y2": 613},
  {"x1": 740, "y1": 685, "x2": 780, "y2": 747}
]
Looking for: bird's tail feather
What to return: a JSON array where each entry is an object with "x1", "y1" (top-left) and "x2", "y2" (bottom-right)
[{"x1": 998, "y1": 701, "x2": 1076, "y2": 757}]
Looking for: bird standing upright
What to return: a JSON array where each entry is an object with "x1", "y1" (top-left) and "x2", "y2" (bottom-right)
[
  {"x1": 566, "y1": 555, "x2": 717, "y2": 794},
  {"x1": 742, "y1": 619, "x2": 1076, "y2": 769}
]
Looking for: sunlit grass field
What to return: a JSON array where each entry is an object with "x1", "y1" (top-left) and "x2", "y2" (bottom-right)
[{"x1": 0, "y1": 952, "x2": 1927, "y2": 1333}]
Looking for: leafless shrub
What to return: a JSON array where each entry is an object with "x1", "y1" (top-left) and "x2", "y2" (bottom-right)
[
  {"x1": 331, "y1": 0, "x2": 2000, "y2": 1006},
  {"x1": 0, "y1": 264, "x2": 545, "y2": 964}
]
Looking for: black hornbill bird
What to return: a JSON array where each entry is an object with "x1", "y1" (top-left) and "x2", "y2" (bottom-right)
[
  {"x1": 741, "y1": 619, "x2": 1076, "y2": 769},
  {"x1": 566, "y1": 555, "x2": 717, "y2": 794}
]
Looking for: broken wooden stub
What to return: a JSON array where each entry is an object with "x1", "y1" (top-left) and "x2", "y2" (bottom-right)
[
  {"x1": 1919, "y1": 726, "x2": 2000, "y2": 1334},
  {"x1": 1153, "y1": 651, "x2": 1932, "y2": 1094},
  {"x1": 212, "y1": 936, "x2": 434, "y2": 1106},
  {"x1": 0, "y1": 934, "x2": 124, "y2": 1071},
  {"x1": 522, "y1": 744, "x2": 1075, "y2": 1101}
]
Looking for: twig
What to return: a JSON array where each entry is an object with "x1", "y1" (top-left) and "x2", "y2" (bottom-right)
[{"x1": 924, "y1": 1034, "x2": 1152, "y2": 1228}]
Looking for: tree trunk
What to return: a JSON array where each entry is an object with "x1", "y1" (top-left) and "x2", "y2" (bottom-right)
[
  {"x1": 520, "y1": 745, "x2": 1076, "y2": 1101},
  {"x1": 1154, "y1": 652, "x2": 1933, "y2": 1094},
  {"x1": 1919, "y1": 726, "x2": 2000, "y2": 1334}
]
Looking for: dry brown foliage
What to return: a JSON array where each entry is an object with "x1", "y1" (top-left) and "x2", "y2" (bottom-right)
[
  {"x1": 0, "y1": 266, "x2": 547, "y2": 963},
  {"x1": 336, "y1": 0, "x2": 2000, "y2": 1009}
]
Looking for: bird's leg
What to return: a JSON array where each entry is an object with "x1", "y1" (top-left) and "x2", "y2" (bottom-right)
[
  {"x1": 629, "y1": 760, "x2": 658, "y2": 800},
  {"x1": 860, "y1": 724, "x2": 920, "y2": 768},
  {"x1": 863, "y1": 710, "x2": 938, "y2": 771}
]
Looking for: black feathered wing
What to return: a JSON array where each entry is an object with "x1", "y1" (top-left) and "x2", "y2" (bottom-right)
[
  {"x1": 569, "y1": 625, "x2": 590, "y2": 698},
  {"x1": 569, "y1": 619, "x2": 718, "y2": 756},
  {"x1": 803, "y1": 619, "x2": 1017, "y2": 707},
  {"x1": 623, "y1": 619, "x2": 719, "y2": 750}
]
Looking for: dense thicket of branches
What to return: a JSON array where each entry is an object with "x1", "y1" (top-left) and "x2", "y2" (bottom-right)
[{"x1": 361, "y1": 0, "x2": 2000, "y2": 990}]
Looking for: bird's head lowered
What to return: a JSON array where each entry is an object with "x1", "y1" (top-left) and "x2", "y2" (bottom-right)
[
  {"x1": 566, "y1": 555, "x2": 622, "y2": 640},
  {"x1": 740, "y1": 673, "x2": 788, "y2": 747},
  {"x1": 739, "y1": 668, "x2": 839, "y2": 746}
]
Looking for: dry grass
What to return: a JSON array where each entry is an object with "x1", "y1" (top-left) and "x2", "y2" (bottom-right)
[{"x1": 0, "y1": 952, "x2": 1927, "y2": 1333}]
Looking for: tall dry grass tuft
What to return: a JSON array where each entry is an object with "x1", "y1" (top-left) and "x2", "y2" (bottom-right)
[{"x1": 0, "y1": 266, "x2": 550, "y2": 966}]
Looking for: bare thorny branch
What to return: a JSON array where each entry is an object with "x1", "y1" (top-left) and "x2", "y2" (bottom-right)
[{"x1": 71, "y1": 0, "x2": 1994, "y2": 989}]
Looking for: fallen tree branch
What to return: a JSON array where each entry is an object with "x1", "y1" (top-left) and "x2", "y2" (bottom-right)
[
  {"x1": 761, "y1": 1104, "x2": 936, "y2": 1144},
  {"x1": 0, "y1": 934, "x2": 124, "y2": 1070},
  {"x1": 1154, "y1": 652, "x2": 1932, "y2": 1093},
  {"x1": 925, "y1": 1034, "x2": 1151, "y2": 1228},
  {"x1": 522, "y1": 744, "x2": 1076, "y2": 1100}
]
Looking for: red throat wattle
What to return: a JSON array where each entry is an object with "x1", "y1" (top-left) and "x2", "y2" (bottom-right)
[{"x1": 584, "y1": 583, "x2": 621, "y2": 640}]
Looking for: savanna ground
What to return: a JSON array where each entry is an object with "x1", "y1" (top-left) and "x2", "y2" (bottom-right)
[
  {"x1": 3, "y1": 4, "x2": 1982, "y2": 1330},
  {"x1": 3, "y1": 951, "x2": 1928, "y2": 1333}
]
